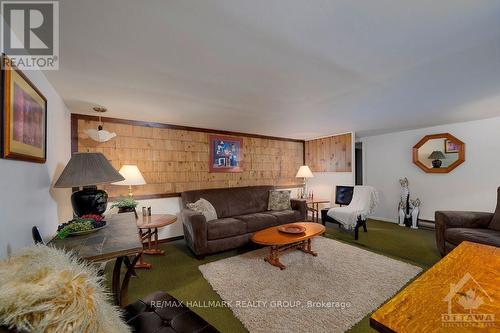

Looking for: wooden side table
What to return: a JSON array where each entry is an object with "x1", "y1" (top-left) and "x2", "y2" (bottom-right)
[
  {"x1": 135, "y1": 214, "x2": 177, "y2": 269},
  {"x1": 306, "y1": 198, "x2": 330, "y2": 223}
]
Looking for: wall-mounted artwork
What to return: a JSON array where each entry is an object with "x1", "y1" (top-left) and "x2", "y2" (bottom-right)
[
  {"x1": 209, "y1": 135, "x2": 242, "y2": 172},
  {"x1": 444, "y1": 139, "x2": 460, "y2": 153},
  {"x1": 1, "y1": 56, "x2": 47, "y2": 163}
]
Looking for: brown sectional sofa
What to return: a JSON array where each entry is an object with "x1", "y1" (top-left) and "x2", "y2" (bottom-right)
[
  {"x1": 181, "y1": 186, "x2": 307, "y2": 258},
  {"x1": 435, "y1": 187, "x2": 500, "y2": 257}
]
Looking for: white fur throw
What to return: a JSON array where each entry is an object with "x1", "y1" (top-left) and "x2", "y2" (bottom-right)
[{"x1": 0, "y1": 244, "x2": 131, "y2": 333}]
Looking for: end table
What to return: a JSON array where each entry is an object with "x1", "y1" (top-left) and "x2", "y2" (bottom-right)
[
  {"x1": 135, "y1": 214, "x2": 177, "y2": 269},
  {"x1": 306, "y1": 198, "x2": 330, "y2": 223}
]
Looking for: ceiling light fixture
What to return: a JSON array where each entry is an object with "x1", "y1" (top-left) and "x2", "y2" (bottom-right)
[{"x1": 84, "y1": 106, "x2": 117, "y2": 142}]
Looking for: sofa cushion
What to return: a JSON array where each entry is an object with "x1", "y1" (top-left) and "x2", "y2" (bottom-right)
[
  {"x1": 445, "y1": 228, "x2": 500, "y2": 248},
  {"x1": 207, "y1": 218, "x2": 246, "y2": 240},
  {"x1": 234, "y1": 213, "x2": 278, "y2": 232},
  {"x1": 265, "y1": 210, "x2": 302, "y2": 225},
  {"x1": 268, "y1": 190, "x2": 292, "y2": 211}
]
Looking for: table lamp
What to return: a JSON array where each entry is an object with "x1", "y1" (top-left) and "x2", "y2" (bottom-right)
[
  {"x1": 54, "y1": 152, "x2": 125, "y2": 216},
  {"x1": 113, "y1": 165, "x2": 146, "y2": 197},
  {"x1": 296, "y1": 165, "x2": 314, "y2": 199},
  {"x1": 428, "y1": 151, "x2": 446, "y2": 168}
]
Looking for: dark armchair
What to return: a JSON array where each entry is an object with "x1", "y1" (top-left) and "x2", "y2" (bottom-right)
[{"x1": 435, "y1": 187, "x2": 500, "y2": 257}]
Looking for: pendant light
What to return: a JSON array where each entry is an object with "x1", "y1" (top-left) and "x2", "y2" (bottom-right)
[{"x1": 84, "y1": 106, "x2": 117, "y2": 142}]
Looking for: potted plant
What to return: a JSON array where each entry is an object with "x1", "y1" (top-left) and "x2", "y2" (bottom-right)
[{"x1": 111, "y1": 197, "x2": 139, "y2": 217}]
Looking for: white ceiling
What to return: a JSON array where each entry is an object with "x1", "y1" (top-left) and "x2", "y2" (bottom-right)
[{"x1": 45, "y1": 0, "x2": 500, "y2": 139}]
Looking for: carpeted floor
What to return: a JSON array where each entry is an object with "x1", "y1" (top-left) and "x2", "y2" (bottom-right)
[
  {"x1": 106, "y1": 220, "x2": 441, "y2": 333},
  {"x1": 199, "y1": 237, "x2": 421, "y2": 332}
]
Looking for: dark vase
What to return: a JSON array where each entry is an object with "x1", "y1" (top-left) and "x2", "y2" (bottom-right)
[
  {"x1": 431, "y1": 159, "x2": 442, "y2": 168},
  {"x1": 71, "y1": 186, "x2": 108, "y2": 216}
]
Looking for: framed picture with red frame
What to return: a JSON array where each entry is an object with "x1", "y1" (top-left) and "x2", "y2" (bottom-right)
[{"x1": 209, "y1": 135, "x2": 243, "y2": 172}]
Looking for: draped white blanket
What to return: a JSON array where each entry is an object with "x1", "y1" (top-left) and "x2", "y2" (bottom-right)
[{"x1": 327, "y1": 186, "x2": 379, "y2": 230}]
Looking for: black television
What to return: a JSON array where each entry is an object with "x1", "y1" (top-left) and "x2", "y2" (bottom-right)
[{"x1": 335, "y1": 185, "x2": 354, "y2": 206}]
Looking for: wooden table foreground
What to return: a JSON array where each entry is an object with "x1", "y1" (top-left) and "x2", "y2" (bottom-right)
[
  {"x1": 50, "y1": 213, "x2": 142, "y2": 306},
  {"x1": 370, "y1": 241, "x2": 500, "y2": 333}
]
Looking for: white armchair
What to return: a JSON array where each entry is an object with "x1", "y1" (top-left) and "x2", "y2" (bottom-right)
[{"x1": 324, "y1": 186, "x2": 379, "y2": 240}]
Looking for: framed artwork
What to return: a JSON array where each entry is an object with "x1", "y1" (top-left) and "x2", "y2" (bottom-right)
[
  {"x1": 1, "y1": 55, "x2": 47, "y2": 163},
  {"x1": 444, "y1": 139, "x2": 460, "y2": 154},
  {"x1": 209, "y1": 135, "x2": 243, "y2": 172}
]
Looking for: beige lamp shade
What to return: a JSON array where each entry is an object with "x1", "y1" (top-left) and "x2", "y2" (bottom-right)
[
  {"x1": 113, "y1": 165, "x2": 146, "y2": 186},
  {"x1": 295, "y1": 165, "x2": 314, "y2": 178},
  {"x1": 54, "y1": 152, "x2": 124, "y2": 188}
]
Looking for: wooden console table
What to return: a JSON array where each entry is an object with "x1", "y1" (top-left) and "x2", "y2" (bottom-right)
[
  {"x1": 49, "y1": 213, "x2": 142, "y2": 307},
  {"x1": 135, "y1": 214, "x2": 177, "y2": 269}
]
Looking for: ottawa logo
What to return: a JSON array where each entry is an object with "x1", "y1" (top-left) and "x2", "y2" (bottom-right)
[{"x1": 442, "y1": 272, "x2": 495, "y2": 328}]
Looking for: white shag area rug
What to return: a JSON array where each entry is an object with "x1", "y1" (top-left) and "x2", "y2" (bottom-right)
[{"x1": 199, "y1": 237, "x2": 421, "y2": 333}]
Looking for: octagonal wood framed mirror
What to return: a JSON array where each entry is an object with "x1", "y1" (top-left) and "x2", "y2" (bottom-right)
[{"x1": 412, "y1": 133, "x2": 465, "y2": 173}]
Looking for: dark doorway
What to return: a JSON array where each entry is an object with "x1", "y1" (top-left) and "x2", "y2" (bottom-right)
[{"x1": 355, "y1": 142, "x2": 363, "y2": 185}]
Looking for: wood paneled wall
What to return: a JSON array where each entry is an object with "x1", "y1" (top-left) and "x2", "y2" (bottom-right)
[
  {"x1": 305, "y1": 133, "x2": 352, "y2": 172},
  {"x1": 73, "y1": 114, "x2": 304, "y2": 199}
]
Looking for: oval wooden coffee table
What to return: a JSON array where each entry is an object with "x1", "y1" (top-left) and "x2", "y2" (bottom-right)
[{"x1": 251, "y1": 222, "x2": 326, "y2": 270}]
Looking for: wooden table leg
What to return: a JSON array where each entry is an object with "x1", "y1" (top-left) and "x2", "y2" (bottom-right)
[
  {"x1": 134, "y1": 252, "x2": 152, "y2": 269},
  {"x1": 135, "y1": 228, "x2": 153, "y2": 269},
  {"x1": 112, "y1": 256, "x2": 123, "y2": 305},
  {"x1": 315, "y1": 203, "x2": 321, "y2": 223},
  {"x1": 313, "y1": 204, "x2": 317, "y2": 222},
  {"x1": 264, "y1": 245, "x2": 286, "y2": 270},
  {"x1": 112, "y1": 253, "x2": 141, "y2": 307},
  {"x1": 143, "y1": 227, "x2": 165, "y2": 255},
  {"x1": 120, "y1": 253, "x2": 140, "y2": 306},
  {"x1": 123, "y1": 256, "x2": 138, "y2": 277},
  {"x1": 299, "y1": 238, "x2": 318, "y2": 256}
]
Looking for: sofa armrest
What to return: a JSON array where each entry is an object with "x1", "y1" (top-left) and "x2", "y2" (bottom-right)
[
  {"x1": 435, "y1": 211, "x2": 493, "y2": 257},
  {"x1": 290, "y1": 199, "x2": 307, "y2": 220},
  {"x1": 435, "y1": 211, "x2": 493, "y2": 229},
  {"x1": 181, "y1": 208, "x2": 208, "y2": 256}
]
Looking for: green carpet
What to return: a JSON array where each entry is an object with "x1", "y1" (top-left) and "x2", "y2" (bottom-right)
[{"x1": 107, "y1": 220, "x2": 440, "y2": 333}]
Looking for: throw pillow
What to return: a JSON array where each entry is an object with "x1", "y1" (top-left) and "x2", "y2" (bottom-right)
[
  {"x1": 0, "y1": 244, "x2": 131, "y2": 333},
  {"x1": 268, "y1": 190, "x2": 292, "y2": 211},
  {"x1": 187, "y1": 198, "x2": 218, "y2": 221}
]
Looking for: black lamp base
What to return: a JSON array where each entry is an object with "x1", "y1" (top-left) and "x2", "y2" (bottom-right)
[
  {"x1": 431, "y1": 159, "x2": 442, "y2": 168},
  {"x1": 71, "y1": 186, "x2": 108, "y2": 216}
]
